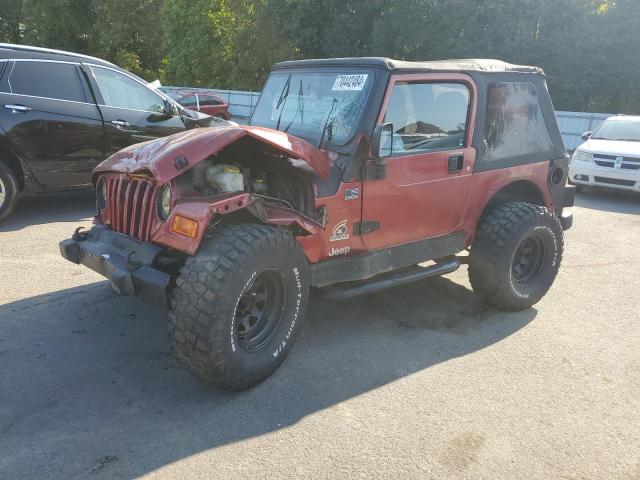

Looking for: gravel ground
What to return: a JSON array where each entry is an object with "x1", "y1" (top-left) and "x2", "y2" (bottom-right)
[{"x1": 0, "y1": 188, "x2": 639, "y2": 479}]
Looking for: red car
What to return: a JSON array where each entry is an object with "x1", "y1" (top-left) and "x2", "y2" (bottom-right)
[{"x1": 176, "y1": 91, "x2": 231, "y2": 120}]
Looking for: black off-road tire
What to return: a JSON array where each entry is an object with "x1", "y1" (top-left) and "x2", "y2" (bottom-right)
[
  {"x1": 468, "y1": 202, "x2": 564, "y2": 311},
  {"x1": 168, "y1": 224, "x2": 309, "y2": 390},
  {"x1": 0, "y1": 162, "x2": 19, "y2": 223}
]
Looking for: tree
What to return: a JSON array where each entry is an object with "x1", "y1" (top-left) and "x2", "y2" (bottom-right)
[
  {"x1": 1, "y1": 0, "x2": 638, "y2": 112},
  {"x1": 91, "y1": 0, "x2": 164, "y2": 80},
  {"x1": 161, "y1": 0, "x2": 237, "y2": 88},
  {"x1": 0, "y1": 0, "x2": 24, "y2": 43}
]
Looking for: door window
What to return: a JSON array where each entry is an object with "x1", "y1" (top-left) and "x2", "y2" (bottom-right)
[
  {"x1": 383, "y1": 82, "x2": 470, "y2": 154},
  {"x1": 179, "y1": 95, "x2": 197, "y2": 108},
  {"x1": 92, "y1": 66, "x2": 165, "y2": 113},
  {"x1": 1, "y1": 61, "x2": 87, "y2": 102}
]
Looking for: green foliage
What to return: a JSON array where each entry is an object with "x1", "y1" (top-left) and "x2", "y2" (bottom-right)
[{"x1": 0, "y1": 0, "x2": 638, "y2": 112}]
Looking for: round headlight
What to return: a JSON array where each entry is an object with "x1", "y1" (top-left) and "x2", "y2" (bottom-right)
[
  {"x1": 96, "y1": 177, "x2": 107, "y2": 210},
  {"x1": 157, "y1": 184, "x2": 172, "y2": 220}
]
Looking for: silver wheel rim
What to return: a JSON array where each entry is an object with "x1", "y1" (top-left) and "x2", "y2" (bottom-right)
[{"x1": 0, "y1": 177, "x2": 5, "y2": 208}]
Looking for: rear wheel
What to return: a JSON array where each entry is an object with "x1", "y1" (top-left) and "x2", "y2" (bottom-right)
[
  {"x1": 0, "y1": 162, "x2": 19, "y2": 223},
  {"x1": 468, "y1": 202, "x2": 563, "y2": 311},
  {"x1": 168, "y1": 224, "x2": 309, "y2": 390}
]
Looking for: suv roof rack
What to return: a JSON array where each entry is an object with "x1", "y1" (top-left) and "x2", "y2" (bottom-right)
[{"x1": 0, "y1": 43, "x2": 117, "y2": 68}]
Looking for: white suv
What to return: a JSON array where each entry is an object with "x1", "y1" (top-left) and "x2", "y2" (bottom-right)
[{"x1": 569, "y1": 115, "x2": 640, "y2": 193}]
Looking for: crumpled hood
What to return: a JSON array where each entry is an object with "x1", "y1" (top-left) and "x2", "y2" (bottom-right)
[{"x1": 93, "y1": 125, "x2": 331, "y2": 183}]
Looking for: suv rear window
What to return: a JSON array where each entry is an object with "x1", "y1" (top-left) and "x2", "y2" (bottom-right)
[
  {"x1": 2, "y1": 61, "x2": 87, "y2": 102},
  {"x1": 484, "y1": 82, "x2": 553, "y2": 162}
]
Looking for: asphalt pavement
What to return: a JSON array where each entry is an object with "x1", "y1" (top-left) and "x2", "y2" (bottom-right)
[{"x1": 1, "y1": 188, "x2": 639, "y2": 479}]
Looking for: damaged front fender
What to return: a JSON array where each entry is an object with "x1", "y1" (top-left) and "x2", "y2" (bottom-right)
[{"x1": 152, "y1": 192, "x2": 323, "y2": 256}]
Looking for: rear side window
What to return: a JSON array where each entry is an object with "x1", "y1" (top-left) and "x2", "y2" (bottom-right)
[
  {"x1": 200, "y1": 95, "x2": 222, "y2": 106},
  {"x1": 2, "y1": 61, "x2": 87, "y2": 102},
  {"x1": 484, "y1": 82, "x2": 553, "y2": 162},
  {"x1": 383, "y1": 82, "x2": 470, "y2": 154}
]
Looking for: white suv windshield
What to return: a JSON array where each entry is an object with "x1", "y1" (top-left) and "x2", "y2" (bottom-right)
[
  {"x1": 592, "y1": 119, "x2": 640, "y2": 142},
  {"x1": 251, "y1": 71, "x2": 373, "y2": 145}
]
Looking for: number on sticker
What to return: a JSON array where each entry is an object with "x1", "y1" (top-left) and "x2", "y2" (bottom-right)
[{"x1": 332, "y1": 74, "x2": 368, "y2": 91}]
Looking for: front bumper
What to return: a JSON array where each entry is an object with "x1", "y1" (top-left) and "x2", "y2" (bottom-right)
[
  {"x1": 60, "y1": 225, "x2": 171, "y2": 304},
  {"x1": 559, "y1": 184, "x2": 575, "y2": 231},
  {"x1": 569, "y1": 161, "x2": 640, "y2": 193}
]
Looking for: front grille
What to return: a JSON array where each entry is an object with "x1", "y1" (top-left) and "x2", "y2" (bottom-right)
[
  {"x1": 593, "y1": 154, "x2": 640, "y2": 170},
  {"x1": 594, "y1": 159, "x2": 615, "y2": 167},
  {"x1": 621, "y1": 160, "x2": 640, "y2": 170},
  {"x1": 105, "y1": 175, "x2": 158, "y2": 241},
  {"x1": 594, "y1": 176, "x2": 636, "y2": 187}
]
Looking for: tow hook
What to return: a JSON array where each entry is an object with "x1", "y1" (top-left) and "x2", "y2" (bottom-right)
[
  {"x1": 125, "y1": 251, "x2": 143, "y2": 271},
  {"x1": 72, "y1": 227, "x2": 88, "y2": 241}
]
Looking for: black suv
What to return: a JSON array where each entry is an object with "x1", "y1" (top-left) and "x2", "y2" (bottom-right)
[{"x1": 0, "y1": 43, "x2": 221, "y2": 223}]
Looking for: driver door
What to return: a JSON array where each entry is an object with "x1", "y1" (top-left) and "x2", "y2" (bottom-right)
[
  {"x1": 87, "y1": 65, "x2": 186, "y2": 156},
  {"x1": 361, "y1": 74, "x2": 477, "y2": 250}
]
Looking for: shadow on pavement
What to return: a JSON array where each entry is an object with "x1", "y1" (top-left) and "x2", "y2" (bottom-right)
[
  {"x1": 574, "y1": 189, "x2": 640, "y2": 215},
  {"x1": 0, "y1": 189, "x2": 95, "y2": 232},
  {"x1": 0, "y1": 276, "x2": 536, "y2": 478}
]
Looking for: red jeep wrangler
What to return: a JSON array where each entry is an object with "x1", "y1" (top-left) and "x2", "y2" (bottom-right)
[{"x1": 60, "y1": 58, "x2": 574, "y2": 390}]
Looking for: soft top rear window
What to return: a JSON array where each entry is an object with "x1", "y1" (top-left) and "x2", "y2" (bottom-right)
[{"x1": 484, "y1": 82, "x2": 553, "y2": 163}]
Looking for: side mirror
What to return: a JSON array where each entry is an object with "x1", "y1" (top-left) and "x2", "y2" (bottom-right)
[
  {"x1": 371, "y1": 123, "x2": 394, "y2": 164},
  {"x1": 581, "y1": 131, "x2": 592, "y2": 141},
  {"x1": 163, "y1": 99, "x2": 178, "y2": 117}
]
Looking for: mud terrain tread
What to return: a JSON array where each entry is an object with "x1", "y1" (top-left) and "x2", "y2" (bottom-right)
[
  {"x1": 168, "y1": 223, "x2": 307, "y2": 390},
  {"x1": 468, "y1": 201, "x2": 564, "y2": 310}
]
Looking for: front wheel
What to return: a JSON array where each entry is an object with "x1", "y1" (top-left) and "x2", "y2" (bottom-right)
[
  {"x1": 0, "y1": 162, "x2": 19, "y2": 223},
  {"x1": 168, "y1": 224, "x2": 309, "y2": 390},
  {"x1": 468, "y1": 202, "x2": 564, "y2": 311}
]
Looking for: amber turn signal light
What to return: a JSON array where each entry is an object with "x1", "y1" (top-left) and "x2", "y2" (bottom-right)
[{"x1": 171, "y1": 215, "x2": 199, "y2": 238}]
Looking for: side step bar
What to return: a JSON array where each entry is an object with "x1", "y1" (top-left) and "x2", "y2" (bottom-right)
[{"x1": 319, "y1": 258, "x2": 460, "y2": 300}]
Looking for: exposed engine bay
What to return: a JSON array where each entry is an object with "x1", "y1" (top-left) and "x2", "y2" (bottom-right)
[{"x1": 172, "y1": 146, "x2": 319, "y2": 222}]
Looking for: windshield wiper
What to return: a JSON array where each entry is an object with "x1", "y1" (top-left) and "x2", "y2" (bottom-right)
[
  {"x1": 317, "y1": 97, "x2": 338, "y2": 149},
  {"x1": 284, "y1": 79, "x2": 304, "y2": 134},
  {"x1": 275, "y1": 74, "x2": 292, "y2": 131}
]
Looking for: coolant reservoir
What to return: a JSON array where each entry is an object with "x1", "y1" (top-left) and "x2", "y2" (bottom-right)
[{"x1": 206, "y1": 164, "x2": 244, "y2": 193}]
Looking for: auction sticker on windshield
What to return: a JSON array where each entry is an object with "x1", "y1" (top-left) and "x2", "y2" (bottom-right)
[{"x1": 332, "y1": 74, "x2": 368, "y2": 91}]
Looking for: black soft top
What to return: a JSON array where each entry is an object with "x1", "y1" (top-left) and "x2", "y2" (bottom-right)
[
  {"x1": 0, "y1": 43, "x2": 116, "y2": 69},
  {"x1": 274, "y1": 57, "x2": 544, "y2": 76}
]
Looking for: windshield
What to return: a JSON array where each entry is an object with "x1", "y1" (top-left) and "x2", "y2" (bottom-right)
[
  {"x1": 592, "y1": 119, "x2": 640, "y2": 142},
  {"x1": 250, "y1": 71, "x2": 374, "y2": 146}
]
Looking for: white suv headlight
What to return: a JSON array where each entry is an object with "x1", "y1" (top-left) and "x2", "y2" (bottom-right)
[{"x1": 572, "y1": 149, "x2": 593, "y2": 163}]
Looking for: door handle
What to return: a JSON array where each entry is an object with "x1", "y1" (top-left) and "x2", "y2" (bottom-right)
[
  {"x1": 448, "y1": 154, "x2": 464, "y2": 173},
  {"x1": 4, "y1": 104, "x2": 31, "y2": 113},
  {"x1": 110, "y1": 120, "x2": 131, "y2": 129}
]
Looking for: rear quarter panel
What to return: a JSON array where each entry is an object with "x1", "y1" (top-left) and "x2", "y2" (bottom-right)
[{"x1": 461, "y1": 160, "x2": 554, "y2": 245}]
